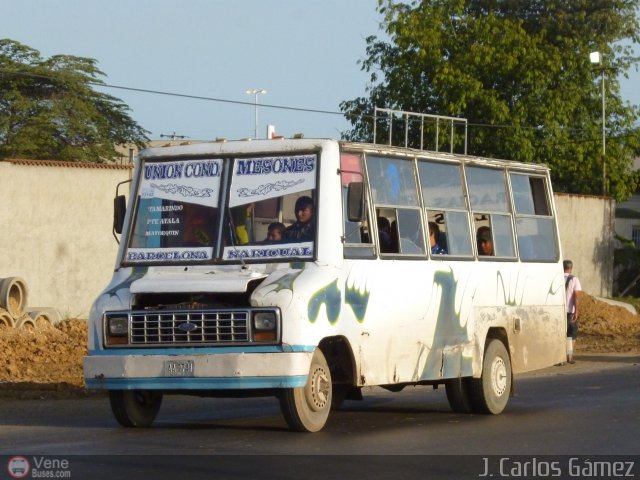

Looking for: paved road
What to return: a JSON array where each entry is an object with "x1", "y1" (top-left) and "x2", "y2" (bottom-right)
[{"x1": 1, "y1": 354, "x2": 638, "y2": 479}]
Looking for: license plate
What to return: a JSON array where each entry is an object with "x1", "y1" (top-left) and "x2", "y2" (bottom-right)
[{"x1": 164, "y1": 359, "x2": 195, "y2": 377}]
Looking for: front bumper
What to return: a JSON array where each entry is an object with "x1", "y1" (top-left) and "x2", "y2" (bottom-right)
[{"x1": 83, "y1": 351, "x2": 312, "y2": 390}]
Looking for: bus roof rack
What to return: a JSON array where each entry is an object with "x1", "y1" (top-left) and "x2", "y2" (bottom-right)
[{"x1": 373, "y1": 107, "x2": 468, "y2": 155}]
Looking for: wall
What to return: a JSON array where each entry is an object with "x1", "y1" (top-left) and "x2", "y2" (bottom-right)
[
  {"x1": 554, "y1": 193, "x2": 614, "y2": 297},
  {"x1": 0, "y1": 160, "x2": 131, "y2": 318}
]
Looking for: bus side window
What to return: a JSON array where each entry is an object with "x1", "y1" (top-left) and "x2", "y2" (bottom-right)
[
  {"x1": 474, "y1": 214, "x2": 515, "y2": 258},
  {"x1": 341, "y1": 152, "x2": 375, "y2": 258},
  {"x1": 419, "y1": 160, "x2": 473, "y2": 257},
  {"x1": 397, "y1": 209, "x2": 425, "y2": 255},
  {"x1": 467, "y1": 166, "x2": 516, "y2": 259},
  {"x1": 511, "y1": 173, "x2": 558, "y2": 262},
  {"x1": 427, "y1": 212, "x2": 449, "y2": 255},
  {"x1": 343, "y1": 184, "x2": 371, "y2": 244},
  {"x1": 366, "y1": 155, "x2": 423, "y2": 257},
  {"x1": 376, "y1": 208, "x2": 399, "y2": 254}
]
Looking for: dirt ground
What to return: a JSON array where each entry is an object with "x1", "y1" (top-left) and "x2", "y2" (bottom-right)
[
  {"x1": 574, "y1": 292, "x2": 640, "y2": 353},
  {"x1": 0, "y1": 292, "x2": 639, "y2": 398}
]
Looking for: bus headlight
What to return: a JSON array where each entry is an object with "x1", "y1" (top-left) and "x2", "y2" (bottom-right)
[
  {"x1": 105, "y1": 315, "x2": 129, "y2": 345},
  {"x1": 252, "y1": 311, "x2": 278, "y2": 342}
]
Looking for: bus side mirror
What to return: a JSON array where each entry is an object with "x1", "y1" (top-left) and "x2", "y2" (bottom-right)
[
  {"x1": 347, "y1": 182, "x2": 364, "y2": 222},
  {"x1": 113, "y1": 195, "x2": 127, "y2": 235}
]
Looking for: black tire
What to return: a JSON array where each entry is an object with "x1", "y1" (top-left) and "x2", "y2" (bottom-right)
[
  {"x1": 445, "y1": 377, "x2": 474, "y2": 413},
  {"x1": 331, "y1": 385, "x2": 349, "y2": 410},
  {"x1": 469, "y1": 339, "x2": 512, "y2": 414},
  {"x1": 279, "y1": 349, "x2": 332, "y2": 432},
  {"x1": 109, "y1": 390, "x2": 163, "y2": 427}
]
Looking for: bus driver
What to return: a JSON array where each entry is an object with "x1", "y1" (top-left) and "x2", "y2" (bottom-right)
[{"x1": 284, "y1": 196, "x2": 315, "y2": 242}]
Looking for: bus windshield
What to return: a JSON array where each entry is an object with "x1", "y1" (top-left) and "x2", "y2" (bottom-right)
[{"x1": 125, "y1": 154, "x2": 318, "y2": 264}]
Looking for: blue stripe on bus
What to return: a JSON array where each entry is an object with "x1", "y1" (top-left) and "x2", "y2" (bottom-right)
[
  {"x1": 87, "y1": 345, "x2": 315, "y2": 356},
  {"x1": 85, "y1": 375, "x2": 308, "y2": 390}
]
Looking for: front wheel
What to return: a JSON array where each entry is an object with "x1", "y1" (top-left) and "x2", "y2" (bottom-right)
[
  {"x1": 469, "y1": 339, "x2": 512, "y2": 414},
  {"x1": 109, "y1": 390, "x2": 163, "y2": 427},
  {"x1": 279, "y1": 348, "x2": 332, "y2": 432}
]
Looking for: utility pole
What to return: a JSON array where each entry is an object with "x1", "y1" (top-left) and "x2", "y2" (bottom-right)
[
  {"x1": 589, "y1": 51, "x2": 606, "y2": 196},
  {"x1": 245, "y1": 89, "x2": 267, "y2": 139}
]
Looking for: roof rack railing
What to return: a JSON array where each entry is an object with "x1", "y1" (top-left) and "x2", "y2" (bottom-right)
[{"x1": 373, "y1": 107, "x2": 468, "y2": 155}]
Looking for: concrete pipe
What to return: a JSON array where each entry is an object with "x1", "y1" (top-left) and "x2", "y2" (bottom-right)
[
  {"x1": 0, "y1": 308, "x2": 15, "y2": 328},
  {"x1": 0, "y1": 277, "x2": 28, "y2": 318},
  {"x1": 15, "y1": 315, "x2": 36, "y2": 330},
  {"x1": 27, "y1": 307, "x2": 62, "y2": 326}
]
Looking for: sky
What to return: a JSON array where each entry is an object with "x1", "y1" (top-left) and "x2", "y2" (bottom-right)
[{"x1": 2, "y1": 0, "x2": 639, "y2": 142}]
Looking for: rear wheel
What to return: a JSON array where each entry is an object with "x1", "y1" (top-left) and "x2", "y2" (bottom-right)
[
  {"x1": 279, "y1": 349, "x2": 332, "y2": 432},
  {"x1": 109, "y1": 390, "x2": 163, "y2": 427},
  {"x1": 469, "y1": 339, "x2": 512, "y2": 414},
  {"x1": 445, "y1": 377, "x2": 474, "y2": 413}
]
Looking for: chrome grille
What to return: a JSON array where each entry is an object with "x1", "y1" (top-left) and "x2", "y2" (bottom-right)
[{"x1": 128, "y1": 309, "x2": 250, "y2": 345}]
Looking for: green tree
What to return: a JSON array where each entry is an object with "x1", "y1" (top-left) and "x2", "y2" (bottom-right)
[
  {"x1": 0, "y1": 39, "x2": 148, "y2": 162},
  {"x1": 341, "y1": 0, "x2": 640, "y2": 201}
]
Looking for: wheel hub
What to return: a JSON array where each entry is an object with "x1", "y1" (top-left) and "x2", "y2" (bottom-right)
[
  {"x1": 490, "y1": 357, "x2": 508, "y2": 397},
  {"x1": 306, "y1": 365, "x2": 330, "y2": 411}
]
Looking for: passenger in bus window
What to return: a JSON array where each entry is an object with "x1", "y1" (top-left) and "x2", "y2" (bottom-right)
[
  {"x1": 477, "y1": 226, "x2": 494, "y2": 256},
  {"x1": 284, "y1": 196, "x2": 315, "y2": 242},
  {"x1": 182, "y1": 203, "x2": 216, "y2": 247},
  {"x1": 390, "y1": 220, "x2": 399, "y2": 253},
  {"x1": 428, "y1": 222, "x2": 448, "y2": 255},
  {"x1": 265, "y1": 222, "x2": 285, "y2": 243},
  {"x1": 377, "y1": 216, "x2": 394, "y2": 253}
]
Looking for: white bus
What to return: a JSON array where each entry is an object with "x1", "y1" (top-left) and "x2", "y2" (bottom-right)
[{"x1": 84, "y1": 128, "x2": 566, "y2": 432}]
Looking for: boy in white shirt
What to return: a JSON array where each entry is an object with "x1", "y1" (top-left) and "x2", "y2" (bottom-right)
[{"x1": 564, "y1": 260, "x2": 582, "y2": 364}]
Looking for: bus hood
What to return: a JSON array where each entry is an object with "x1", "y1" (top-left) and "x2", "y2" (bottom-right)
[{"x1": 129, "y1": 266, "x2": 269, "y2": 294}]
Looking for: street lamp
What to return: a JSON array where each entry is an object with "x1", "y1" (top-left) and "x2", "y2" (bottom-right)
[
  {"x1": 589, "y1": 51, "x2": 606, "y2": 196},
  {"x1": 245, "y1": 88, "x2": 267, "y2": 139}
]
